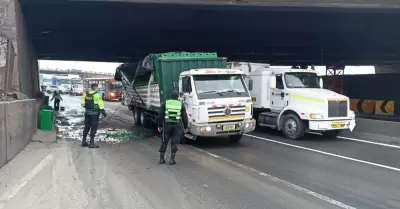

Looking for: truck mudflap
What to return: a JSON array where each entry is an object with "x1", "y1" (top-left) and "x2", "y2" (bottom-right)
[
  {"x1": 308, "y1": 118, "x2": 356, "y2": 132},
  {"x1": 189, "y1": 118, "x2": 256, "y2": 137}
]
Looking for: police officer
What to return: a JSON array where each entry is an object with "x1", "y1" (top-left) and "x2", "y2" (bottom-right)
[
  {"x1": 157, "y1": 90, "x2": 188, "y2": 165},
  {"x1": 80, "y1": 84, "x2": 107, "y2": 148}
]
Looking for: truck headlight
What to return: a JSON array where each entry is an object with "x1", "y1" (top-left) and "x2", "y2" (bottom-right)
[
  {"x1": 201, "y1": 126, "x2": 212, "y2": 132},
  {"x1": 245, "y1": 106, "x2": 250, "y2": 112},
  {"x1": 245, "y1": 123, "x2": 249, "y2": 128},
  {"x1": 310, "y1": 113, "x2": 324, "y2": 119}
]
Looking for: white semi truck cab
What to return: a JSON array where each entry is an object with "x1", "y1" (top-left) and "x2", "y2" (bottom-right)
[
  {"x1": 179, "y1": 68, "x2": 256, "y2": 142},
  {"x1": 232, "y1": 63, "x2": 356, "y2": 139}
]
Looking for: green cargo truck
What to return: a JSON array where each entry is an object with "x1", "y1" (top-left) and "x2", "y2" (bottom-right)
[{"x1": 115, "y1": 52, "x2": 256, "y2": 143}]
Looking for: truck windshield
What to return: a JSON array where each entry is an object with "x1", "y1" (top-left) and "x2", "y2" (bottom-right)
[
  {"x1": 284, "y1": 72, "x2": 320, "y2": 88},
  {"x1": 193, "y1": 74, "x2": 249, "y2": 99}
]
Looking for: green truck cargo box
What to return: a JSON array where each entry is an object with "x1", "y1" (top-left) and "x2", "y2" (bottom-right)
[{"x1": 133, "y1": 52, "x2": 227, "y2": 106}]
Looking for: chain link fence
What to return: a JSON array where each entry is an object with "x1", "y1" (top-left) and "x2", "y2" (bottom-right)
[{"x1": 0, "y1": 33, "x2": 16, "y2": 94}]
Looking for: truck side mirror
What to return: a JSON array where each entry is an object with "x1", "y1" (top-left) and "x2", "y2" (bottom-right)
[
  {"x1": 319, "y1": 77, "x2": 324, "y2": 89},
  {"x1": 269, "y1": 76, "x2": 276, "y2": 89}
]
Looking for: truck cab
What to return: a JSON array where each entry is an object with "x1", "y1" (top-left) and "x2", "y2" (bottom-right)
[
  {"x1": 179, "y1": 68, "x2": 256, "y2": 142},
  {"x1": 236, "y1": 64, "x2": 356, "y2": 139}
]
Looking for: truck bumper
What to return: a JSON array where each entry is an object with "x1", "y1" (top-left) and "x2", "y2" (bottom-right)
[
  {"x1": 308, "y1": 118, "x2": 356, "y2": 132},
  {"x1": 190, "y1": 118, "x2": 256, "y2": 137}
]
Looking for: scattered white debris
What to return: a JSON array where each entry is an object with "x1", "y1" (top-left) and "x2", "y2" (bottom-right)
[{"x1": 54, "y1": 95, "x2": 136, "y2": 144}]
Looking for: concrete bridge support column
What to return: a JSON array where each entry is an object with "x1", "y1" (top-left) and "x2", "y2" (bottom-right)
[
  {"x1": 0, "y1": 0, "x2": 39, "y2": 98},
  {"x1": 0, "y1": 0, "x2": 41, "y2": 168}
]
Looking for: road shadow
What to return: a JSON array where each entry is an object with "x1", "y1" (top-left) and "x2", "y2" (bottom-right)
[
  {"x1": 189, "y1": 136, "x2": 245, "y2": 149},
  {"x1": 253, "y1": 127, "x2": 343, "y2": 142}
]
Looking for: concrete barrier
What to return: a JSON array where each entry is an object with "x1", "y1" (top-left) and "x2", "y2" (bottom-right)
[
  {"x1": 0, "y1": 102, "x2": 7, "y2": 167},
  {"x1": 0, "y1": 99, "x2": 37, "y2": 168},
  {"x1": 343, "y1": 117, "x2": 400, "y2": 145}
]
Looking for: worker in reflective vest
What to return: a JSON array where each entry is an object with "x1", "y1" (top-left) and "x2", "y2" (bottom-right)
[
  {"x1": 157, "y1": 90, "x2": 188, "y2": 165},
  {"x1": 80, "y1": 84, "x2": 107, "y2": 148}
]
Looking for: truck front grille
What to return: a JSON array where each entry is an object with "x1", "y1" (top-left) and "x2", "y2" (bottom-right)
[
  {"x1": 328, "y1": 100, "x2": 348, "y2": 117},
  {"x1": 208, "y1": 105, "x2": 246, "y2": 121}
]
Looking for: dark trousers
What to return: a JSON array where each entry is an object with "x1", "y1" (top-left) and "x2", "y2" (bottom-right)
[
  {"x1": 159, "y1": 122, "x2": 182, "y2": 154},
  {"x1": 83, "y1": 115, "x2": 100, "y2": 143},
  {"x1": 54, "y1": 99, "x2": 60, "y2": 111}
]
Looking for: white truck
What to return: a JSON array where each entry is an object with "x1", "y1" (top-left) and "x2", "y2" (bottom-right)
[
  {"x1": 115, "y1": 52, "x2": 256, "y2": 143},
  {"x1": 231, "y1": 62, "x2": 356, "y2": 139},
  {"x1": 179, "y1": 68, "x2": 256, "y2": 142}
]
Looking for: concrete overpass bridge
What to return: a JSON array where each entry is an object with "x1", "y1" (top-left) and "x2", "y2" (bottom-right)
[
  {"x1": 2, "y1": 1, "x2": 400, "y2": 203},
  {"x1": 0, "y1": 0, "x2": 399, "y2": 97},
  {"x1": 39, "y1": 69, "x2": 114, "y2": 78}
]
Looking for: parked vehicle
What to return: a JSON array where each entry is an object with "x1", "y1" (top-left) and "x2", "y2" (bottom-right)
[
  {"x1": 71, "y1": 84, "x2": 84, "y2": 96},
  {"x1": 115, "y1": 52, "x2": 256, "y2": 143},
  {"x1": 58, "y1": 84, "x2": 71, "y2": 94},
  {"x1": 231, "y1": 62, "x2": 356, "y2": 139},
  {"x1": 46, "y1": 85, "x2": 59, "y2": 94}
]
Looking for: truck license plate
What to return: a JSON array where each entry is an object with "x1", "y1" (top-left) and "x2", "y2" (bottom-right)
[
  {"x1": 331, "y1": 122, "x2": 345, "y2": 128},
  {"x1": 223, "y1": 125, "x2": 235, "y2": 131}
]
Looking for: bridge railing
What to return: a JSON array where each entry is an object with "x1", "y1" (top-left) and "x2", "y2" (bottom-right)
[{"x1": 40, "y1": 69, "x2": 114, "y2": 76}]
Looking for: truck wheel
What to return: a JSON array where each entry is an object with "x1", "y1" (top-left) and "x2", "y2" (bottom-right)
[
  {"x1": 141, "y1": 111, "x2": 152, "y2": 129},
  {"x1": 133, "y1": 107, "x2": 141, "y2": 126},
  {"x1": 322, "y1": 130, "x2": 342, "y2": 138},
  {"x1": 102, "y1": 93, "x2": 105, "y2": 101},
  {"x1": 228, "y1": 134, "x2": 243, "y2": 143},
  {"x1": 281, "y1": 113, "x2": 305, "y2": 140}
]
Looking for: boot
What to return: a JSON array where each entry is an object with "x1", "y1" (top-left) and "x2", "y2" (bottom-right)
[
  {"x1": 169, "y1": 153, "x2": 176, "y2": 165},
  {"x1": 159, "y1": 152, "x2": 166, "y2": 164},
  {"x1": 88, "y1": 137, "x2": 99, "y2": 148},
  {"x1": 81, "y1": 138, "x2": 88, "y2": 147}
]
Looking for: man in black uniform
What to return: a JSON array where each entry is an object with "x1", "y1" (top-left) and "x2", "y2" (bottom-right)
[
  {"x1": 157, "y1": 90, "x2": 188, "y2": 165},
  {"x1": 80, "y1": 84, "x2": 107, "y2": 148}
]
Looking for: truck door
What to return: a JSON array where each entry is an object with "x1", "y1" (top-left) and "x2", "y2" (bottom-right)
[
  {"x1": 270, "y1": 74, "x2": 285, "y2": 112},
  {"x1": 180, "y1": 76, "x2": 193, "y2": 121}
]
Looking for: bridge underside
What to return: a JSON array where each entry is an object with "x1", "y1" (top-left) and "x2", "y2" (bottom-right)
[{"x1": 21, "y1": 0, "x2": 400, "y2": 65}]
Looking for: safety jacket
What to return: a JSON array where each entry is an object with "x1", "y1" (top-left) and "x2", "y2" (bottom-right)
[
  {"x1": 80, "y1": 90, "x2": 105, "y2": 116},
  {"x1": 165, "y1": 99, "x2": 182, "y2": 120}
]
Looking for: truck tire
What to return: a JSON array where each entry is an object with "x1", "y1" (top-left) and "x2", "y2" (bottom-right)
[
  {"x1": 141, "y1": 110, "x2": 152, "y2": 129},
  {"x1": 102, "y1": 93, "x2": 105, "y2": 101},
  {"x1": 228, "y1": 134, "x2": 243, "y2": 143},
  {"x1": 281, "y1": 113, "x2": 305, "y2": 140},
  {"x1": 133, "y1": 107, "x2": 142, "y2": 126},
  {"x1": 322, "y1": 130, "x2": 342, "y2": 138}
]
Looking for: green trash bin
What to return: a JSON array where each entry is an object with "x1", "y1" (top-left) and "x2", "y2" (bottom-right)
[
  {"x1": 40, "y1": 105, "x2": 53, "y2": 110},
  {"x1": 39, "y1": 109, "x2": 54, "y2": 130}
]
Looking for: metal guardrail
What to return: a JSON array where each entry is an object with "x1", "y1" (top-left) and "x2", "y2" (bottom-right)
[{"x1": 39, "y1": 69, "x2": 114, "y2": 76}]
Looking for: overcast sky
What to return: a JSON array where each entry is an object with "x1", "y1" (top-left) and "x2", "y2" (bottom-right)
[{"x1": 39, "y1": 60, "x2": 375, "y2": 75}]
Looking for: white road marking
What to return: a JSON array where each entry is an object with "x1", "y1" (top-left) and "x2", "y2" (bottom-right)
[
  {"x1": 245, "y1": 134, "x2": 400, "y2": 172},
  {"x1": 191, "y1": 146, "x2": 357, "y2": 209},
  {"x1": 338, "y1": 136, "x2": 400, "y2": 149},
  {"x1": 308, "y1": 131, "x2": 400, "y2": 149},
  {"x1": 0, "y1": 154, "x2": 53, "y2": 205}
]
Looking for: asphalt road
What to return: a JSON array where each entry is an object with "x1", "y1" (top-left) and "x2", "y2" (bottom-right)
[{"x1": 0, "y1": 96, "x2": 399, "y2": 209}]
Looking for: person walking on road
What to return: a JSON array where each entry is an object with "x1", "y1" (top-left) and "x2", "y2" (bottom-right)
[
  {"x1": 50, "y1": 91, "x2": 63, "y2": 111},
  {"x1": 80, "y1": 84, "x2": 107, "y2": 148},
  {"x1": 157, "y1": 90, "x2": 188, "y2": 165}
]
